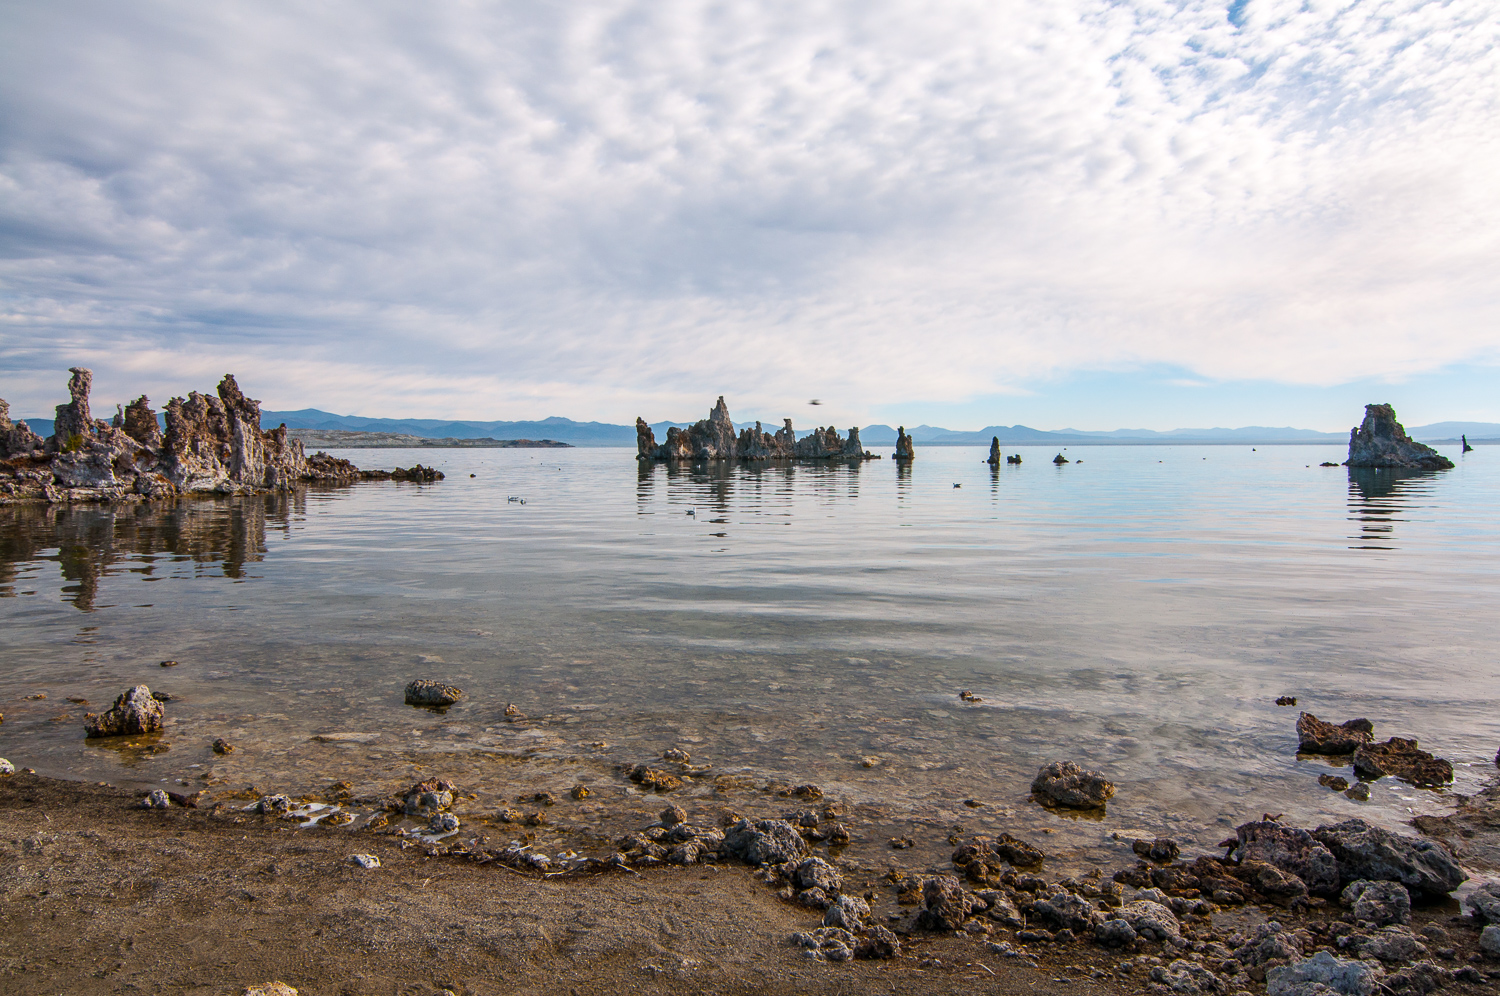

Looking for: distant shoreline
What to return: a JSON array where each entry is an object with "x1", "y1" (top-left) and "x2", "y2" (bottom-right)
[{"x1": 290, "y1": 429, "x2": 571, "y2": 448}]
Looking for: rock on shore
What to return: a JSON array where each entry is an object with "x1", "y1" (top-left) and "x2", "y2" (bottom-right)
[
  {"x1": 1346, "y1": 404, "x2": 1453, "y2": 470},
  {"x1": 1, "y1": 369, "x2": 401, "y2": 503}
]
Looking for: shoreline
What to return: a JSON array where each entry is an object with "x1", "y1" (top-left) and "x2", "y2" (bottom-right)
[{"x1": 3, "y1": 751, "x2": 1498, "y2": 994}]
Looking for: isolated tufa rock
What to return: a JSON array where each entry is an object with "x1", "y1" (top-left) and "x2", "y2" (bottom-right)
[
  {"x1": 894, "y1": 426, "x2": 914, "y2": 461},
  {"x1": 84, "y1": 685, "x2": 165, "y2": 738},
  {"x1": 1342, "y1": 880, "x2": 1411, "y2": 926},
  {"x1": 1265, "y1": 950, "x2": 1383, "y2": 996},
  {"x1": 1296, "y1": 712, "x2": 1374, "y2": 754},
  {"x1": 1311, "y1": 818, "x2": 1465, "y2": 897},
  {"x1": 1352, "y1": 737, "x2": 1453, "y2": 787},
  {"x1": 720, "y1": 818, "x2": 809, "y2": 866},
  {"x1": 987, "y1": 437, "x2": 1001, "y2": 464},
  {"x1": 404, "y1": 679, "x2": 464, "y2": 707},
  {"x1": 1346, "y1": 404, "x2": 1453, "y2": 470},
  {"x1": 1231, "y1": 820, "x2": 1340, "y2": 897},
  {"x1": 1031, "y1": 760, "x2": 1115, "y2": 808}
]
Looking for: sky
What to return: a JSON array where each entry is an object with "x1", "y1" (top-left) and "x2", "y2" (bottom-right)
[{"x1": 2, "y1": 0, "x2": 1498, "y2": 432}]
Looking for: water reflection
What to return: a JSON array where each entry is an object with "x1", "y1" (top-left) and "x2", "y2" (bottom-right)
[
  {"x1": 1346, "y1": 468, "x2": 1439, "y2": 550},
  {"x1": 0, "y1": 493, "x2": 305, "y2": 610},
  {"x1": 634, "y1": 459, "x2": 868, "y2": 523}
]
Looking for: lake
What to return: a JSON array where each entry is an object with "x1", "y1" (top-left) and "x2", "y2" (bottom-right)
[{"x1": 1, "y1": 442, "x2": 1495, "y2": 868}]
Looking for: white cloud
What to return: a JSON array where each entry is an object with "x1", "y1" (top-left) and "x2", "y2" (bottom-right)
[{"x1": 1, "y1": 0, "x2": 1497, "y2": 423}]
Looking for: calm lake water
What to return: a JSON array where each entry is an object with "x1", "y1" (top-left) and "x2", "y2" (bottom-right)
[{"x1": 2, "y1": 443, "x2": 1496, "y2": 867}]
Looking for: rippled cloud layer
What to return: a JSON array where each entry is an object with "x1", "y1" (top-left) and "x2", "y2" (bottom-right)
[{"x1": 2, "y1": 1, "x2": 1497, "y2": 423}]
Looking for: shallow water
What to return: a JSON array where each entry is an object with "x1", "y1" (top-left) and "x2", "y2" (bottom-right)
[{"x1": 2, "y1": 443, "x2": 1496, "y2": 867}]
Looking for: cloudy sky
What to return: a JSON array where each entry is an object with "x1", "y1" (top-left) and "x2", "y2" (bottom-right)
[{"x1": 2, "y1": 0, "x2": 1498, "y2": 430}]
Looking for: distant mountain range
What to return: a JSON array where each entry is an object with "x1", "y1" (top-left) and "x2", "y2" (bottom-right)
[{"x1": 16, "y1": 408, "x2": 1499, "y2": 447}]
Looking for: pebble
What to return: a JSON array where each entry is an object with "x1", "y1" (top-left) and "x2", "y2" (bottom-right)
[
  {"x1": 347, "y1": 854, "x2": 381, "y2": 869},
  {"x1": 141, "y1": 789, "x2": 171, "y2": 809},
  {"x1": 0, "y1": 759, "x2": 12, "y2": 775},
  {"x1": 243, "y1": 985, "x2": 297, "y2": 996},
  {"x1": 213, "y1": 738, "x2": 235, "y2": 755}
]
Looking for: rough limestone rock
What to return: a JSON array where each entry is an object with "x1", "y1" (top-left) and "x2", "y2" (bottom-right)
[
  {"x1": 1232, "y1": 821, "x2": 1341, "y2": 897},
  {"x1": 994, "y1": 832, "x2": 1046, "y2": 866},
  {"x1": 141, "y1": 788, "x2": 171, "y2": 809},
  {"x1": 404, "y1": 680, "x2": 464, "y2": 707},
  {"x1": 1027, "y1": 889, "x2": 1102, "y2": 934},
  {"x1": 791, "y1": 926, "x2": 855, "y2": 962},
  {"x1": 793, "y1": 856, "x2": 843, "y2": 895},
  {"x1": 1234, "y1": 858, "x2": 1310, "y2": 900},
  {"x1": 1094, "y1": 918, "x2": 1139, "y2": 946},
  {"x1": 1266, "y1": 950, "x2": 1383, "y2": 996},
  {"x1": 1465, "y1": 882, "x2": 1500, "y2": 923},
  {"x1": 1311, "y1": 818, "x2": 1465, "y2": 897},
  {"x1": 0, "y1": 398, "x2": 45, "y2": 459},
  {"x1": 1115, "y1": 899, "x2": 1181, "y2": 942},
  {"x1": 987, "y1": 437, "x2": 1001, "y2": 465},
  {"x1": 243, "y1": 985, "x2": 299, "y2": 996},
  {"x1": 854, "y1": 924, "x2": 900, "y2": 960},
  {"x1": 1346, "y1": 404, "x2": 1453, "y2": 471},
  {"x1": 636, "y1": 398, "x2": 871, "y2": 463},
  {"x1": 51, "y1": 367, "x2": 96, "y2": 448},
  {"x1": 1480, "y1": 925, "x2": 1500, "y2": 955},
  {"x1": 1342, "y1": 880, "x2": 1411, "y2": 926},
  {"x1": 402, "y1": 778, "x2": 456, "y2": 816},
  {"x1": 1346, "y1": 926, "x2": 1427, "y2": 962},
  {"x1": 84, "y1": 685, "x2": 165, "y2": 738},
  {"x1": 122, "y1": 396, "x2": 162, "y2": 447},
  {"x1": 1296, "y1": 712, "x2": 1374, "y2": 754},
  {"x1": 1352, "y1": 737, "x2": 1453, "y2": 787},
  {"x1": 1238, "y1": 921, "x2": 1305, "y2": 980},
  {"x1": 822, "y1": 894, "x2": 869, "y2": 930},
  {"x1": 917, "y1": 874, "x2": 981, "y2": 931},
  {"x1": 1031, "y1": 760, "x2": 1115, "y2": 808},
  {"x1": 2, "y1": 369, "x2": 388, "y2": 503},
  {"x1": 894, "y1": 426, "x2": 914, "y2": 461},
  {"x1": 1148, "y1": 959, "x2": 1227, "y2": 994},
  {"x1": 720, "y1": 818, "x2": 809, "y2": 866}
]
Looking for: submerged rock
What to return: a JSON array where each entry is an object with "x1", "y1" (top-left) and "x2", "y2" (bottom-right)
[
  {"x1": 84, "y1": 685, "x2": 164, "y2": 738},
  {"x1": 1133, "y1": 837, "x2": 1181, "y2": 864},
  {"x1": 403, "y1": 680, "x2": 464, "y2": 707},
  {"x1": 1296, "y1": 712, "x2": 1374, "y2": 754},
  {"x1": 1352, "y1": 737, "x2": 1453, "y2": 787},
  {"x1": 1031, "y1": 760, "x2": 1115, "y2": 808},
  {"x1": 1346, "y1": 404, "x2": 1453, "y2": 470}
]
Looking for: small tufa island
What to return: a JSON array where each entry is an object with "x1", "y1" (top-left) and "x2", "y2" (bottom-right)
[
  {"x1": 635, "y1": 397, "x2": 886, "y2": 463},
  {"x1": 1, "y1": 368, "x2": 442, "y2": 504},
  {"x1": 1346, "y1": 403, "x2": 1453, "y2": 471}
]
